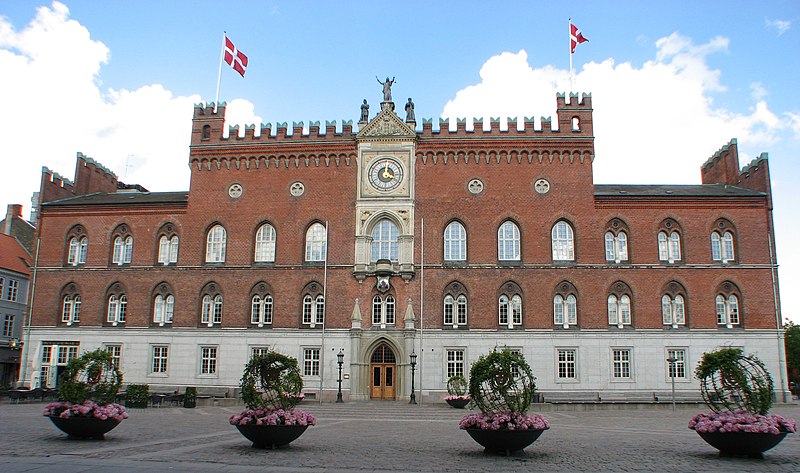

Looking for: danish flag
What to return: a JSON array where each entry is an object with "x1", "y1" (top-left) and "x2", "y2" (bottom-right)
[
  {"x1": 570, "y1": 22, "x2": 589, "y2": 54},
  {"x1": 224, "y1": 35, "x2": 248, "y2": 77}
]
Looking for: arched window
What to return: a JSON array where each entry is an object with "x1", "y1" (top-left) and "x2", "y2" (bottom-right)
[
  {"x1": 444, "y1": 221, "x2": 467, "y2": 261},
  {"x1": 551, "y1": 221, "x2": 575, "y2": 261},
  {"x1": 715, "y1": 282, "x2": 741, "y2": 327},
  {"x1": 62, "y1": 294, "x2": 81, "y2": 325},
  {"x1": 302, "y1": 294, "x2": 325, "y2": 326},
  {"x1": 153, "y1": 294, "x2": 174, "y2": 325},
  {"x1": 661, "y1": 281, "x2": 687, "y2": 327},
  {"x1": 371, "y1": 219, "x2": 399, "y2": 262},
  {"x1": 112, "y1": 235, "x2": 133, "y2": 265},
  {"x1": 205, "y1": 225, "x2": 227, "y2": 263},
  {"x1": 498, "y1": 283, "x2": 523, "y2": 328},
  {"x1": 607, "y1": 281, "x2": 633, "y2": 328},
  {"x1": 202, "y1": 124, "x2": 211, "y2": 140},
  {"x1": 711, "y1": 231, "x2": 735, "y2": 262},
  {"x1": 605, "y1": 231, "x2": 628, "y2": 262},
  {"x1": 200, "y1": 283, "x2": 223, "y2": 326},
  {"x1": 158, "y1": 235, "x2": 179, "y2": 264},
  {"x1": 553, "y1": 281, "x2": 578, "y2": 328},
  {"x1": 443, "y1": 281, "x2": 468, "y2": 327},
  {"x1": 105, "y1": 283, "x2": 127, "y2": 325},
  {"x1": 255, "y1": 223, "x2": 277, "y2": 263},
  {"x1": 67, "y1": 236, "x2": 88, "y2": 266},
  {"x1": 657, "y1": 219, "x2": 682, "y2": 263},
  {"x1": 372, "y1": 294, "x2": 395, "y2": 326},
  {"x1": 498, "y1": 221, "x2": 520, "y2": 261},
  {"x1": 305, "y1": 223, "x2": 327, "y2": 262},
  {"x1": 251, "y1": 294, "x2": 273, "y2": 326}
]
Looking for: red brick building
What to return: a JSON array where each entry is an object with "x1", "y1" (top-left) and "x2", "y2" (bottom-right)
[{"x1": 20, "y1": 92, "x2": 790, "y2": 402}]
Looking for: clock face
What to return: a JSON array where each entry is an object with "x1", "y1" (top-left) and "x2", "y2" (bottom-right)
[{"x1": 368, "y1": 157, "x2": 404, "y2": 191}]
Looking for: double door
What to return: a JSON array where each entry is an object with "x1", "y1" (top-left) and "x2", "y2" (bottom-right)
[{"x1": 369, "y1": 344, "x2": 396, "y2": 400}]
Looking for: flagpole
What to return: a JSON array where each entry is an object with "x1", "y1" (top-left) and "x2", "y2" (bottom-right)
[
  {"x1": 319, "y1": 221, "x2": 329, "y2": 403},
  {"x1": 419, "y1": 218, "x2": 424, "y2": 406},
  {"x1": 568, "y1": 19, "x2": 574, "y2": 92},
  {"x1": 214, "y1": 31, "x2": 226, "y2": 113}
]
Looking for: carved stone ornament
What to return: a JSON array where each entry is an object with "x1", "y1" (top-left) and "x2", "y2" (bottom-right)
[
  {"x1": 534, "y1": 178, "x2": 551, "y2": 194},
  {"x1": 468, "y1": 179, "x2": 484, "y2": 195},
  {"x1": 290, "y1": 182, "x2": 305, "y2": 197},
  {"x1": 228, "y1": 183, "x2": 243, "y2": 199},
  {"x1": 376, "y1": 276, "x2": 391, "y2": 293},
  {"x1": 356, "y1": 107, "x2": 416, "y2": 138}
]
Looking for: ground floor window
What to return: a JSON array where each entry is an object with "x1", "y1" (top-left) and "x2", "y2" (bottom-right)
[
  {"x1": 251, "y1": 346, "x2": 269, "y2": 358},
  {"x1": 667, "y1": 348, "x2": 686, "y2": 379},
  {"x1": 446, "y1": 349, "x2": 465, "y2": 378},
  {"x1": 612, "y1": 348, "x2": 631, "y2": 379},
  {"x1": 200, "y1": 346, "x2": 218, "y2": 375},
  {"x1": 151, "y1": 345, "x2": 168, "y2": 374},
  {"x1": 103, "y1": 344, "x2": 122, "y2": 369},
  {"x1": 557, "y1": 349, "x2": 577, "y2": 380},
  {"x1": 303, "y1": 348, "x2": 320, "y2": 376}
]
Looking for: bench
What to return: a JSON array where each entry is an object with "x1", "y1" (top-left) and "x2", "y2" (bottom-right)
[{"x1": 541, "y1": 391, "x2": 601, "y2": 403}]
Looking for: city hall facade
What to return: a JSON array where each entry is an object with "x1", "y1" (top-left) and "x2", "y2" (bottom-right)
[{"x1": 19, "y1": 91, "x2": 790, "y2": 402}]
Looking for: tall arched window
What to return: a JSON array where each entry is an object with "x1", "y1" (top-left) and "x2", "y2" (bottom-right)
[
  {"x1": 498, "y1": 221, "x2": 520, "y2": 261},
  {"x1": 305, "y1": 223, "x2": 327, "y2": 262},
  {"x1": 551, "y1": 221, "x2": 575, "y2": 261},
  {"x1": 251, "y1": 294, "x2": 273, "y2": 326},
  {"x1": 443, "y1": 281, "x2": 468, "y2": 328},
  {"x1": 255, "y1": 223, "x2": 277, "y2": 263},
  {"x1": 200, "y1": 283, "x2": 223, "y2": 326},
  {"x1": 302, "y1": 294, "x2": 325, "y2": 326},
  {"x1": 205, "y1": 225, "x2": 227, "y2": 263},
  {"x1": 444, "y1": 221, "x2": 467, "y2": 261},
  {"x1": 605, "y1": 232, "x2": 628, "y2": 262},
  {"x1": 371, "y1": 219, "x2": 399, "y2": 262}
]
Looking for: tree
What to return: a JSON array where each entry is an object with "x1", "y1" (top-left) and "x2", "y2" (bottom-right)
[{"x1": 785, "y1": 320, "x2": 800, "y2": 393}]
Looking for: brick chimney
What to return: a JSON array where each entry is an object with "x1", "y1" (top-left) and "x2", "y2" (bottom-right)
[{"x1": 3, "y1": 204, "x2": 22, "y2": 235}]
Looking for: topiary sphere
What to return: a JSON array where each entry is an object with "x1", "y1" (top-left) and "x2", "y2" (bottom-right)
[
  {"x1": 58, "y1": 349, "x2": 123, "y2": 404},
  {"x1": 241, "y1": 352, "x2": 303, "y2": 410},
  {"x1": 468, "y1": 348, "x2": 536, "y2": 414},
  {"x1": 447, "y1": 375, "x2": 468, "y2": 396},
  {"x1": 695, "y1": 347, "x2": 774, "y2": 415}
]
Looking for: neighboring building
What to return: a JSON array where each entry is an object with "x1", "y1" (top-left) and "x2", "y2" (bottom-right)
[
  {"x1": 18, "y1": 91, "x2": 789, "y2": 402},
  {"x1": 0, "y1": 204, "x2": 35, "y2": 255},
  {"x1": 0, "y1": 231, "x2": 31, "y2": 387}
]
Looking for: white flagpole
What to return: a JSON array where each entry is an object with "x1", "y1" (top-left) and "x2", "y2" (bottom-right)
[
  {"x1": 419, "y1": 218, "x2": 424, "y2": 406},
  {"x1": 319, "y1": 221, "x2": 329, "y2": 403},
  {"x1": 214, "y1": 31, "x2": 226, "y2": 113},
  {"x1": 569, "y1": 19, "x2": 574, "y2": 92}
]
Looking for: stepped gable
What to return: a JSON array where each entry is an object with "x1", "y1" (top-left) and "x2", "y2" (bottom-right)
[{"x1": 356, "y1": 102, "x2": 417, "y2": 140}]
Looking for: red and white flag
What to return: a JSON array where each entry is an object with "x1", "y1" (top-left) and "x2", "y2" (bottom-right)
[
  {"x1": 570, "y1": 22, "x2": 589, "y2": 54},
  {"x1": 224, "y1": 35, "x2": 248, "y2": 77}
]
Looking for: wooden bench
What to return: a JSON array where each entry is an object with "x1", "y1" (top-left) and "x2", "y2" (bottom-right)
[{"x1": 541, "y1": 391, "x2": 601, "y2": 403}]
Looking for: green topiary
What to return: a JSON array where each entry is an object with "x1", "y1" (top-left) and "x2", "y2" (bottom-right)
[
  {"x1": 240, "y1": 352, "x2": 303, "y2": 410},
  {"x1": 183, "y1": 386, "x2": 197, "y2": 408},
  {"x1": 57, "y1": 349, "x2": 122, "y2": 404},
  {"x1": 447, "y1": 375, "x2": 468, "y2": 396},
  {"x1": 125, "y1": 384, "x2": 149, "y2": 408},
  {"x1": 468, "y1": 348, "x2": 536, "y2": 414},
  {"x1": 695, "y1": 347, "x2": 774, "y2": 415}
]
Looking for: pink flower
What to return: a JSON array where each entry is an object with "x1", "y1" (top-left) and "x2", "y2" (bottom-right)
[{"x1": 688, "y1": 410, "x2": 796, "y2": 435}]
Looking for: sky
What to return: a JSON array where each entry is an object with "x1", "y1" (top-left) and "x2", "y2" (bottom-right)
[{"x1": 0, "y1": 1, "x2": 798, "y2": 323}]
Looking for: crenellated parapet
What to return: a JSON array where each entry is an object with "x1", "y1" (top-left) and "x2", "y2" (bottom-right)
[
  {"x1": 39, "y1": 152, "x2": 120, "y2": 204},
  {"x1": 701, "y1": 138, "x2": 773, "y2": 208}
]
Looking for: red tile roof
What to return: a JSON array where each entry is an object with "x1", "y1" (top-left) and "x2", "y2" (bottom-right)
[{"x1": 0, "y1": 233, "x2": 31, "y2": 277}]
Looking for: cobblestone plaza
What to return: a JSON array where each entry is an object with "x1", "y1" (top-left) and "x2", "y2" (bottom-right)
[{"x1": 1, "y1": 401, "x2": 797, "y2": 472}]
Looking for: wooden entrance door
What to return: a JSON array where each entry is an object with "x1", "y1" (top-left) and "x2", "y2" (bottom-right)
[{"x1": 370, "y1": 344, "x2": 396, "y2": 399}]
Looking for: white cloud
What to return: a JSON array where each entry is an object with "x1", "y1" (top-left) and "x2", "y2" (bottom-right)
[
  {"x1": 766, "y1": 18, "x2": 791, "y2": 36},
  {"x1": 442, "y1": 33, "x2": 785, "y2": 185},
  {"x1": 0, "y1": 1, "x2": 258, "y2": 214}
]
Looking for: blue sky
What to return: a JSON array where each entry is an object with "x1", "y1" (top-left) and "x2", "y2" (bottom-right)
[{"x1": 1, "y1": 1, "x2": 798, "y2": 322}]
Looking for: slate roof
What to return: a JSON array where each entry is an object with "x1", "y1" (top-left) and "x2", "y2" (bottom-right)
[
  {"x1": 42, "y1": 191, "x2": 189, "y2": 207},
  {"x1": 595, "y1": 184, "x2": 764, "y2": 197}
]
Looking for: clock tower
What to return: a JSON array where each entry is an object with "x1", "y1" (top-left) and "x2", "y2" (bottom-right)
[{"x1": 353, "y1": 100, "x2": 417, "y2": 282}]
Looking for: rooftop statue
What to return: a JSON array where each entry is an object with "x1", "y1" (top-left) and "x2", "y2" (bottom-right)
[{"x1": 377, "y1": 76, "x2": 395, "y2": 102}]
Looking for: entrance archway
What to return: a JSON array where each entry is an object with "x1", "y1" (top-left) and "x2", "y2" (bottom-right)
[{"x1": 370, "y1": 343, "x2": 396, "y2": 400}]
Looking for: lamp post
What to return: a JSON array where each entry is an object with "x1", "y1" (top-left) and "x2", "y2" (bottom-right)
[
  {"x1": 336, "y1": 349, "x2": 344, "y2": 403},
  {"x1": 409, "y1": 351, "x2": 417, "y2": 405},
  {"x1": 666, "y1": 356, "x2": 676, "y2": 412}
]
